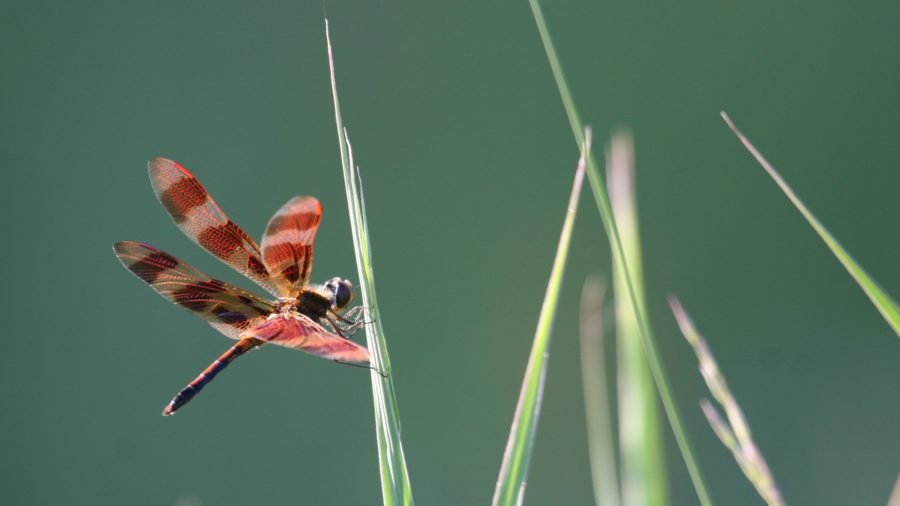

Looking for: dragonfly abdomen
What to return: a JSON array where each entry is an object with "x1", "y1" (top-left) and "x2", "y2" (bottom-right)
[{"x1": 162, "y1": 337, "x2": 261, "y2": 416}]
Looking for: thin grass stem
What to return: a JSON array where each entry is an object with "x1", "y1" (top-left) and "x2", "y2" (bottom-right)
[
  {"x1": 492, "y1": 129, "x2": 590, "y2": 506},
  {"x1": 720, "y1": 112, "x2": 900, "y2": 337},
  {"x1": 579, "y1": 276, "x2": 621, "y2": 506},
  {"x1": 526, "y1": 2, "x2": 713, "y2": 504},
  {"x1": 326, "y1": 19, "x2": 414, "y2": 506}
]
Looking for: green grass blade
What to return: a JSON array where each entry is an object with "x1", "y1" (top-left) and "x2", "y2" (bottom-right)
[
  {"x1": 578, "y1": 276, "x2": 621, "y2": 506},
  {"x1": 607, "y1": 133, "x2": 667, "y2": 506},
  {"x1": 526, "y1": 2, "x2": 713, "y2": 504},
  {"x1": 326, "y1": 19, "x2": 414, "y2": 506},
  {"x1": 670, "y1": 298, "x2": 786, "y2": 506},
  {"x1": 492, "y1": 130, "x2": 590, "y2": 506},
  {"x1": 721, "y1": 112, "x2": 900, "y2": 337}
]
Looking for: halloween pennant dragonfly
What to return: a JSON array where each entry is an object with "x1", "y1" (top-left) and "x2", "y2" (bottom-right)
[{"x1": 114, "y1": 158, "x2": 370, "y2": 416}]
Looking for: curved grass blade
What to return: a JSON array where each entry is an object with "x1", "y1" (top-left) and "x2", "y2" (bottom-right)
[
  {"x1": 720, "y1": 112, "x2": 900, "y2": 337},
  {"x1": 607, "y1": 132, "x2": 667, "y2": 506},
  {"x1": 492, "y1": 129, "x2": 590, "y2": 506},
  {"x1": 579, "y1": 276, "x2": 621, "y2": 506},
  {"x1": 326, "y1": 19, "x2": 414, "y2": 506},
  {"x1": 669, "y1": 298, "x2": 785, "y2": 506},
  {"x1": 526, "y1": 2, "x2": 713, "y2": 504}
]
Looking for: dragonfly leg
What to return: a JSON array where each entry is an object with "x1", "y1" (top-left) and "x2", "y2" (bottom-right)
[
  {"x1": 333, "y1": 305, "x2": 374, "y2": 324},
  {"x1": 333, "y1": 359, "x2": 387, "y2": 378},
  {"x1": 324, "y1": 314, "x2": 365, "y2": 339},
  {"x1": 324, "y1": 315, "x2": 348, "y2": 338},
  {"x1": 328, "y1": 306, "x2": 373, "y2": 336}
]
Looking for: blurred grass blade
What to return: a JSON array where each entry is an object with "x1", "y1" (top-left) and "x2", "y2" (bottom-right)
[
  {"x1": 579, "y1": 276, "x2": 621, "y2": 506},
  {"x1": 720, "y1": 112, "x2": 900, "y2": 337},
  {"x1": 527, "y1": 2, "x2": 713, "y2": 504},
  {"x1": 608, "y1": 132, "x2": 667, "y2": 506},
  {"x1": 492, "y1": 129, "x2": 590, "y2": 506},
  {"x1": 670, "y1": 298, "x2": 785, "y2": 506},
  {"x1": 326, "y1": 19, "x2": 414, "y2": 506},
  {"x1": 888, "y1": 473, "x2": 900, "y2": 506}
]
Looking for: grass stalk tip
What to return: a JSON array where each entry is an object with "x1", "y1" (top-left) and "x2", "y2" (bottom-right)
[
  {"x1": 720, "y1": 111, "x2": 900, "y2": 337},
  {"x1": 669, "y1": 297, "x2": 785, "y2": 506},
  {"x1": 492, "y1": 128, "x2": 590, "y2": 506},
  {"x1": 326, "y1": 18, "x2": 414, "y2": 506}
]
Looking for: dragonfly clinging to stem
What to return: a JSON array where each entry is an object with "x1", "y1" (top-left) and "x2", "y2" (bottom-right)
[{"x1": 114, "y1": 158, "x2": 372, "y2": 416}]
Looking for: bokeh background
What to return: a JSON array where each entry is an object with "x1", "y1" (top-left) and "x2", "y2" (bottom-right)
[{"x1": 2, "y1": 1, "x2": 897, "y2": 505}]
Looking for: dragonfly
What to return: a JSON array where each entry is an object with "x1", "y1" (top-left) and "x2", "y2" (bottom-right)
[{"x1": 114, "y1": 158, "x2": 370, "y2": 416}]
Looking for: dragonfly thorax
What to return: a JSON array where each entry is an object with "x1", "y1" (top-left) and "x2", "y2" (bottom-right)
[
  {"x1": 297, "y1": 289, "x2": 332, "y2": 320},
  {"x1": 273, "y1": 297, "x2": 300, "y2": 315},
  {"x1": 269, "y1": 278, "x2": 354, "y2": 322},
  {"x1": 293, "y1": 277, "x2": 355, "y2": 321}
]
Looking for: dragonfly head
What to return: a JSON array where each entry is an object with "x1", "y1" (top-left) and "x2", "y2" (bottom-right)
[{"x1": 324, "y1": 277, "x2": 355, "y2": 310}]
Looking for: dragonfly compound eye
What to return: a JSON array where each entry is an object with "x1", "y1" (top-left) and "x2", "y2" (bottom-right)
[{"x1": 333, "y1": 279, "x2": 354, "y2": 309}]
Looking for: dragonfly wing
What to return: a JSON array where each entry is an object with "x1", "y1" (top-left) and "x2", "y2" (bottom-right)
[
  {"x1": 244, "y1": 314, "x2": 370, "y2": 364},
  {"x1": 148, "y1": 158, "x2": 287, "y2": 297},
  {"x1": 260, "y1": 196, "x2": 322, "y2": 295},
  {"x1": 114, "y1": 241, "x2": 273, "y2": 338}
]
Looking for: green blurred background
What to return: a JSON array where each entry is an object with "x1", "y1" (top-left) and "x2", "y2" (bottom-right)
[{"x1": 2, "y1": 1, "x2": 897, "y2": 504}]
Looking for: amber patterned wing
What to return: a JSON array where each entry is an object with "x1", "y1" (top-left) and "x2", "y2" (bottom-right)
[
  {"x1": 148, "y1": 158, "x2": 288, "y2": 297},
  {"x1": 260, "y1": 196, "x2": 322, "y2": 295},
  {"x1": 113, "y1": 241, "x2": 273, "y2": 339},
  {"x1": 243, "y1": 314, "x2": 370, "y2": 364}
]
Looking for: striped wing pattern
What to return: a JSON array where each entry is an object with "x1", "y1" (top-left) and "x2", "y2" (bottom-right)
[
  {"x1": 113, "y1": 241, "x2": 273, "y2": 338},
  {"x1": 148, "y1": 158, "x2": 288, "y2": 297},
  {"x1": 261, "y1": 196, "x2": 322, "y2": 295},
  {"x1": 244, "y1": 314, "x2": 370, "y2": 364}
]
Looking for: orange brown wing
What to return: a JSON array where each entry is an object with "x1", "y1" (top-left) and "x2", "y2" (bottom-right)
[
  {"x1": 260, "y1": 196, "x2": 322, "y2": 294},
  {"x1": 148, "y1": 158, "x2": 287, "y2": 297},
  {"x1": 113, "y1": 241, "x2": 273, "y2": 339},
  {"x1": 243, "y1": 314, "x2": 370, "y2": 364}
]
